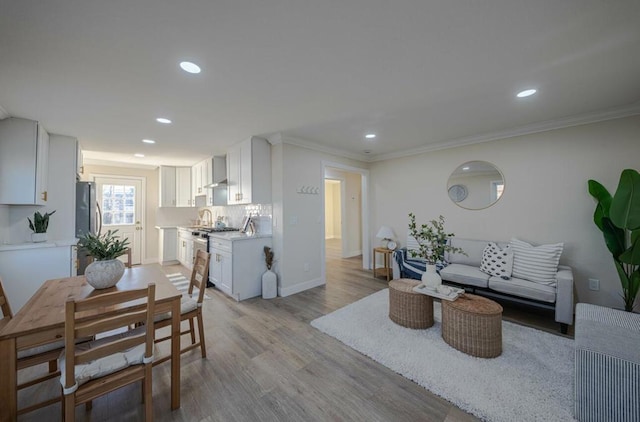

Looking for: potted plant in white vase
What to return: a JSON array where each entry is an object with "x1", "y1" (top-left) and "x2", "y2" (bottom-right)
[
  {"x1": 78, "y1": 229, "x2": 130, "y2": 289},
  {"x1": 408, "y1": 213, "x2": 465, "y2": 288},
  {"x1": 28, "y1": 210, "x2": 56, "y2": 242},
  {"x1": 261, "y1": 246, "x2": 277, "y2": 299}
]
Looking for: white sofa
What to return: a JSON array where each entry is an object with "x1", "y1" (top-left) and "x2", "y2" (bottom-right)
[{"x1": 393, "y1": 238, "x2": 574, "y2": 333}]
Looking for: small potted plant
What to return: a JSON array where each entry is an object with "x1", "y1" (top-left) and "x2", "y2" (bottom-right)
[
  {"x1": 78, "y1": 229, "x2": 130, "y2": 289},
  {"x1": 408, "y1": 213, "x2": 465, "y2": 287},
  {"x1": 28, "y1": 210, "x2": 56, "y2": 242}
]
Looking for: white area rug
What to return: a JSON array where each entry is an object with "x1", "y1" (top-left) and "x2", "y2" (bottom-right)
[
  {"x1": 166, "y1": 273, "x2": 210, "y2": 299},
  {"x1": 311, "y1": 289, "x2": 575, "y2": 422}
]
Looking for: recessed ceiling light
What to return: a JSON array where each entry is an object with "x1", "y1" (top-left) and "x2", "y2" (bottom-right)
[
  {"x1": 156, "y1": 118, "x2": 172, "y2": 124},
  {"x1": 363, "y1": 150, "x2": 372, "y2": 154},
  {"x1": 365, "y1": 133, "x2": 376, "y2": 139},
  {"x1": 462, "y1": 166, "x2": 470, "y2": 171},
  {"x1": 179, "y1": 61, "x2": 201, "y2": 74},
  {"x1": 517, "y1": 89, "x2": 537, "y2": 98},
  {"x1": 142, "y1": 139, "x2": 156, "y2": 144},
  {"x1": 134, "y1": 153, "x2": 145, "y2": 158}
]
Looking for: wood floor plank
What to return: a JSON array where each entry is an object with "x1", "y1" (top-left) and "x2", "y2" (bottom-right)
[{"x1": 18, "y1": 239, "x2": 567, "y2": 421}]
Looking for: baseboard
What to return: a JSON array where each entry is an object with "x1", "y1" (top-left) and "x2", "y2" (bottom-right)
[
  {"x1": 143, "y1": 257, "x2": 159, "y2": 265},
  {"x1": 159, "y1": 259, "x2": 179, "y2": 266},
  {"x1": 343, "y1": 249, "x2": 362, "y2": 258},
  {"x1": 279, "y1": 277, "x2": 325, "y2": 297}
]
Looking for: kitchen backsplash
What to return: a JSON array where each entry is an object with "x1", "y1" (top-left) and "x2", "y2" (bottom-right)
[{"x1": 202, "y1": 203, "x2": 272, "y2": 233}]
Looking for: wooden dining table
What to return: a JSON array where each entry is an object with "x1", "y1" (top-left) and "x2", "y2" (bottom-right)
[{"x1": 0, "y1": 266, "x2": 182, "y2": 422}]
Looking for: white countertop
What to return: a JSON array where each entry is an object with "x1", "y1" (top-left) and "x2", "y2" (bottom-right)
[
  {"x1": 207, "y1": 232, "x2": 272, "y2": 241},
  {"x1": 0, "y1": 238, "x2": 78, "y2": 251}
]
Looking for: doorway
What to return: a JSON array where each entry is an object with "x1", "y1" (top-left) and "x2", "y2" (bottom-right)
[
  {"x1": 324, "y1": 178, "x2": 343, "y2": 259},
  {"x1": 93, "y1": 176, "x2": 145, "y2": 266},
  {"x1": 322, "y1": 163, "x2": 368, "y2": 284}
]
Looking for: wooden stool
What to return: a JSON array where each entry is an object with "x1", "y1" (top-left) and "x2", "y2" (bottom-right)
[
  {"x1": 388, "y1": 279, "x2": 434, "y2": 329},
  {"x1": 441, "y1": 293, "x2": 503, "y2": 358}
]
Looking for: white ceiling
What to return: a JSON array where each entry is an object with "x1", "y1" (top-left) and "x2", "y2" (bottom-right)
[{"x1": 1, "y1": 0, "x2": 639, "y2": 167}]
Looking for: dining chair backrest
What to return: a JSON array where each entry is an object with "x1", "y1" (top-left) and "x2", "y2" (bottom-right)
[
  {"x1": 189, "y1": 250, "x2": 211, "y2": 304},
  {"x1": 62, "y1": 283, "x2": 156, "y2": 391},
  {"x1": 0, "y1": 277, "x2": 14, "y2": 320}
]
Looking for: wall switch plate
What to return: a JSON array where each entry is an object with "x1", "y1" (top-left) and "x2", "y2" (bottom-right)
[
  {"x1": 588, "y1": 278, "x2": 600, "y2": 291},
  {"x1": 303, "y1": 263, "x2": 310, "y2": 272}
]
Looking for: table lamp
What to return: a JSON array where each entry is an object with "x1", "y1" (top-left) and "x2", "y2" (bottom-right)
[{"x1": 376, "y1": 225, "x2": 396, "y2": 250}]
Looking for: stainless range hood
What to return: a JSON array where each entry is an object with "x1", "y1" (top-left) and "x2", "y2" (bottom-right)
[{"x1": 205, "y1": 156, "x2": 227, "y2": 188}]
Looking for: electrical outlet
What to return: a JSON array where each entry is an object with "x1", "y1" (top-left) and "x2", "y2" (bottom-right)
[
  {"x1": 588, "y1": 278, "x2": 600, "y2": 291},
  {"x1": 304, "y1": 263, "x2": 310, "y2": 272}
]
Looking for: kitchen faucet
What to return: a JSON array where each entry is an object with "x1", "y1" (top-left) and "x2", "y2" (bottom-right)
[{"x1": 200, "y1": 209, "x2": 213, "y2": 227}]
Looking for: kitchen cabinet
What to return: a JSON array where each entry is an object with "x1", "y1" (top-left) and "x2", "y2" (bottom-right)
[
  {"x1": 157, "y1": 227, "x2": 178, "y2": 265},
  {"x1": 160, "y1": 166, "x2": 193, "y2": 207},
  {"x1": 192, "y1": 158, "x2": 211, "y2": 198},
  {"x1": 0, "y1": 117, "x2": 49, "y2": 205},
  {"x1": 226, "y1": 137, "x2": 271, "y2": 205},
  {"x1": 159, "y1": 166, "x2": 177, "y2": 207},
  {"x1": 176, "y1": 167, "x2": 192, "y2": 207},
  {"x1": 177, "y1": 229, "x2": 194, "y2": 270},
  {"x1": 0, "y1": 244, "x2": 75, "y2": 312},
  {"x1": 209, "y1": 235, "x2": 272, "y2": 301}
]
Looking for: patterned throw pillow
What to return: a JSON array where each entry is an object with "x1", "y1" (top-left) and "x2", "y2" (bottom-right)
[
  {"x1": 480, "y1": 242, "x2": 514, "y2": 278},
  {"x1": 509, "y1": 238, "x2": 563, "y2": 286}
]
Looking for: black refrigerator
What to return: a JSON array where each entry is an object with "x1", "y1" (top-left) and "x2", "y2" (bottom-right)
[{"x1": 76, "y1": 181, "x2": 101, "y2": 275}]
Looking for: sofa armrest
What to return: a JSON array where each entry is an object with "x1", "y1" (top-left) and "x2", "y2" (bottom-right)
[{"x1": 555, "y1": 266, "x2": 574, "y2": 325}]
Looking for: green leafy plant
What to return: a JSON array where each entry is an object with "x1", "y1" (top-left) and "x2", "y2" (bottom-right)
[
  {"x1": 408, "y1": 213, "x2": 466, "y2": 265},
  {"x1": 28, "y1": 210, "x2": 56, "y2": 233},
  {"x1": 264, "y1": 246, "x2": 274, "y2": 270},
  {"x1": 588, "y1": 169, "x2": 640, "y2": 312},
  {"x1": 78, "y1": 229, "x2": 130, "y2": 261}
]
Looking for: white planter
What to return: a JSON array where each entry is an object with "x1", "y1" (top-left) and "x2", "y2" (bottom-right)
[
  {"x1": 421, "y1": 264, "x2": 442, "y2": 288},
  {"x1": 85, "y1": 259, "x2": 125, "y2": 289},
  {"x1": 261, "y1": 269, "x2": 277, "y2": 299},
  {"x1": 31, "y1": 233, "x2": 47, "y2": 243}
]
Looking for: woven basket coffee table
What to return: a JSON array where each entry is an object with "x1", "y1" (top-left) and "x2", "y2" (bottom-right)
[
  {"x1": 441, "y1": 293, "x2": 503, "y2": 358},
  {"x1": 389, "y1": 279, "x2": 434, "y2": 329}
]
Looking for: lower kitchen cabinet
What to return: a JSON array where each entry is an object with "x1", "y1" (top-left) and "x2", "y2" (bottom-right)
[
  {"x1": 177, "y1": 229, "x2": 194, "y2": 270},
  {"x1": 157, "y1": 227, "x2": 178, "y2": 265},
  {"x1": 209, "y1": 235, "x2": 272, "y2": 301}
]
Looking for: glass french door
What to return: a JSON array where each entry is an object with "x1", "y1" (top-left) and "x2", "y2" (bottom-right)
[{"x1": 94, "y1": 176, "x2": 143, "y2": 266}]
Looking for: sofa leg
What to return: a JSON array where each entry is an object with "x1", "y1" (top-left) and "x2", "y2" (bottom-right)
[{"x1": 560, "y1": 323, "x2": 568, "y2": 334}]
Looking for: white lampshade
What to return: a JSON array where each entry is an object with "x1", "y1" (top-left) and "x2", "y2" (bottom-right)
[{"x1": 376, "y1": 225, "x2": 395, "y2": 240}]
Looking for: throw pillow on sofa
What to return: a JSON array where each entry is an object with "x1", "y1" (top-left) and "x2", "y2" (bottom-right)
[
  {"x1": 509, "y1": 238, "x2": 563, "y2": 286},
  {"x1": 480, "y1": 242, "x2": 514, "y2": 279}
]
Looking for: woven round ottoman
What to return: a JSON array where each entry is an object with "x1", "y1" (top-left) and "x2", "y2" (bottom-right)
[
  {"x1": 388, "y1": 279, "x2": 434, "y2": 329},
  {"x1": 441, "y1": 293, "x2": 503, "y2": 358}
]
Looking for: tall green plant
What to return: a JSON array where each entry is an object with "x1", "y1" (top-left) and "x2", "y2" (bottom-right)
[
  {"x1": 78, "y1": 229, "x2": 130, "y2": 261},
  {"x1": 588, "y1": 169, "x2": 640, "y2": 311}
]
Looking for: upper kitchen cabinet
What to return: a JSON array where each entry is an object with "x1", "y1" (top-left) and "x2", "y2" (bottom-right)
[
  {"x1": 159, "y1": 166, "x2": 193, "y2": 207},
  {"x1": 0, "y1": 117, "x2": 49, "y2": 205},
  {"x1": 226, "y1": 137, "x2": 271, "y2": 205},
  {"x1": 192, "y1": 158, "x2": 210, "y2": 198}
]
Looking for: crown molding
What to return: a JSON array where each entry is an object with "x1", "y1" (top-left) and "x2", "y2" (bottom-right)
[
  {"x1": 279, "y1": 134, "x2": 370, "y2": 162},
  {"x1": 372, "y1": 102, "x2": 640, "y2": 162}
]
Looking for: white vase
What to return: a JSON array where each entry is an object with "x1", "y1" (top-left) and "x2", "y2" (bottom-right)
[
  {"x1": 85, "y1": 259, "x2": 125, "y2": 289},
  {"x1": 421, "y1": 264, "x2": 442, "y2": 288},
  {"x1": 261, "y1": 269, "x2": 277, "y2": 299},
  {"x1": 31, "y1": 233, "x2": 47, "y2": 243}
]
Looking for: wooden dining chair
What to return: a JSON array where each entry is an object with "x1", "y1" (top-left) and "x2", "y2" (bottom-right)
[
  {"x1": 61, "y1": 283, "x2": 156, "y2": 422},
  {"x1": 154, "y1": 250, "x2": 211, "y2": 364},
  {"x1": 0, "y1": 277, "x2": 66, "y2": 415}
]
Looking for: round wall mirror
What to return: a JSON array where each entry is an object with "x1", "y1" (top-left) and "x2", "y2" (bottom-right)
[{"x1": 447, "y1": 161, "x2": 505, "y2": 210}]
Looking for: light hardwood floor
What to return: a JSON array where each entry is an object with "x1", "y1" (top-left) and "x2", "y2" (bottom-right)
[{"x1": 18, "y1": 240, "x2": 566, "y2": 421}]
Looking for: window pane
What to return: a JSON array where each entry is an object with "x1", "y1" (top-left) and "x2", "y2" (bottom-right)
[{"x1": 101, "y1": 184, "x2": 136, "y2": 226}]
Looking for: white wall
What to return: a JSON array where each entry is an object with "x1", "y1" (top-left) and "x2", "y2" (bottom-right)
[
  {"x1": 370, "y1": 114, "x2": 640, "y2": 311},
  {"x1": 0, "y1": 205, "x2": 9, "y2": 244},
  {"x1": 275, "y1": 142, "x2": 368, "y2": 296}
]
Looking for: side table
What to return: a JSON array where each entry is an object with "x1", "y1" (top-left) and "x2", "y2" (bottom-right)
[{"x1": 373, "y1": 247, "x2": 393, "y2": 281}]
